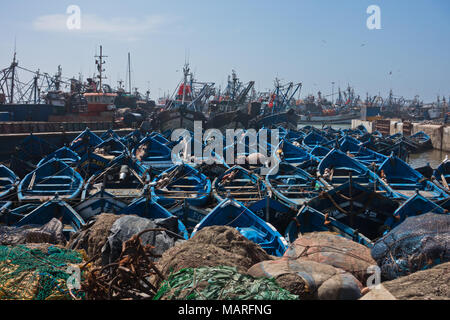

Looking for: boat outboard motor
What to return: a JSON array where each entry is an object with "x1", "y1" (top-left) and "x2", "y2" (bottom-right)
[{"x1": 119, "y1": 165, "x2": 130, "y2": 181}]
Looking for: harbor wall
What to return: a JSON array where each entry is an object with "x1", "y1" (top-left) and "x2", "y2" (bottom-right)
[
  {"x1": 0, "y1": 128, "x2": 133, "y2": 161},
  {"x1": 352, "y1": 119, "x2": 450, "y2": 151}
]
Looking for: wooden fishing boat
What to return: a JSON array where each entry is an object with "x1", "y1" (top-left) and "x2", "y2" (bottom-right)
[
  {"x1": 18, "y1": 159, "x2": 84, "y2": 202},
  {"x1": 285, "y1": 206, "x2": 373, "y2": 247},
  {"x1": 15, "y1": 197, "x2": 85, "y2": 237},
  {"x1": 120, "y1": 129, "x2": 143, "y2": 150},
  {"x1": 0, "y1": 201, "x2": 12, "y2": 223},
  {"x1": 384, "y1": 192, "x2": 447, "y2": 231},
  {"x1": 82, "y1": 154, "x2": 150, "y2": 201},
  {"x1": 0, "y1": 203, "x2": 40, "y2": 225},
  {"x1": 248, "y1": 198, "x2": 297, "y2": 234},
  {"x1": 410, "y1": 131, "x2": 433, "y2": 151},
  {"x1": 317, "y1": 149, "x2": 396, "y2": 197},
  {"x1": 253, "y1": 110, "x2": 299, "y2": 130},
  {"x1": 223, "y1": 132, "x2": 273, "y2": 170},
  {"x1": 119, "y1": 196, "x2": 189, "y2": 240},
  {"x1": 274, "y1": 140, "x2": 311, "y2": 166},
  {"x1": 212, "y1": 165, "x2": 268, "y2": 204},
  {"x1": 151, "y1": 164, "x2": 211, "y2": 207},
  {"x1": 100, "y1": 128, "x2": 120, "y2": 141},
  {"x1": 77, "y1": 150, "x2": 114, "y2": 180},
  {"x1": 302, "y1": 131, "x2": 331, "y2": 150},
  {"x1": 339, "y1": 136, "x2": 387, "y2": 166},
  {"x1": 132, "y1": 135, "x2": 173, "y2": 170},
  {"x1": 9, "y1": 134, "x2": 56, "y2": 178},
  {"x1": 266, "y1": 162, "x2": 324, "y2": 209},
  {"x1": 309, "y1": 145, "x2": 331, "y2": 162},
  {"x1": 284, "y1": 129, "x2": 305, "y2": 143},
  {"x1": 14, "y1": 133, "x2": 56, "y2": 163},
  {"x1": 75, "y1": 189, "x2": 127, "y2": 221},
  {"x1": 37, "y1": 146, "x2": 81, "y2": 167},
  {"x1": 433, "y1": 156, "x2": 450, "y2": 192},
  {"x1": 154, "y1": 108, "x2": 207, "y2": 133},
  {"x1": 69, "y1": 128, "x2": 103, "y2": 157},
  {"x1": 191, "y1": 198, "x2": 289, "y2": 256},
  {"x1": 307, "y1": 180, "x2": 399, "y2": 241},
  {"x1": 93, "y1": 137, "x2": 127, "y2": 157},
  {"x1": 0, "y1": 165, "x2": 19, "y2": 200},
  {"x1": 377, "y1": 155, "x2": 447, "y2": 201}
]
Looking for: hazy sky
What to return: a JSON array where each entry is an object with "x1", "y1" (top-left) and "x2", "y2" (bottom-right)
[{"x1": 0, "y1": 0, "x2": 448, "y2": 102}]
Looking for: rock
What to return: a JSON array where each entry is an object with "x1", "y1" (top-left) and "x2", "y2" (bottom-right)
[{"x1": 382, "y1": 262, "x2": 450, "y2": 300}]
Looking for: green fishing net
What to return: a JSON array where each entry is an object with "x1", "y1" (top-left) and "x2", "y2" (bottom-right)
[
  {"x1": 0, "y1": 245, "x2": 85, "y2": 300},
  {"x1": 154, "y1": 265, "x2": 298, "y2": 300}
]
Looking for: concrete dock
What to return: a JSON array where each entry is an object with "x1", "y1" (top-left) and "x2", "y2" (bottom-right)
[{"x1": 352, "y1": 119, "x2": 450, "y2": 151}]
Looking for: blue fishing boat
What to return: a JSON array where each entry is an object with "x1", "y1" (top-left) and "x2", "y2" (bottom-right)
[
  {"x1": 432, "y1": 156, "x2": 450, "y2": 192},
  {"x1": 285, "y1": 129, "x2": 305, "y2": 143},
  {"x1": 309, "y1": 145, "x2": 331, "y2": 162},
  {"x1": 100, "y1": 128, "x2": 120, "y2": 141},
  {"x1": 377, "y1": 155, "x2": 447, "y2": 201},
  {"x1": 248, "y1": 198, "x2": 297, "y2": 234},
  {"x1": 70, "y1": 128, "x2": 103, "y2": 157},
  {"x1": 77, "y1": 150, "x2": 113, "y2": 180},
  {"x1": 119, "y1": 196, "x2": 189, "y2": 240},
  {"x1": 266, "y1": 162, "x2": 324, "y2": 209},
  {"x1": 120, "y1": 129, "x2": 143, "y2": 150},
  {"x1": 339, "y1": 136, "x2": 387, "y2": 166},
  {"x1": 93, "y1": 137, "x2": 127, "y2": 157},
  {"x1": 0, "y1": 203, "x2": 40, "y2": 225},
  {"x1": 15, "y1": 197, "x2": 85, "y2": 237},
  {"x1": 37, "y1": 147, "x2": 81, "y2": 167},
  {"x1": 151, "y1": 164, "x2": 211, "y2": 207},
  {"x1": 18, "y1": 159, "x2": 84, "y2": 201},
  {"x1": 10, "y1": 133, "x2": 56, "y2": 178},
  {"x1": 307, "y1": 180, "x2": 399, "y2": 241},
  {"x1": 213, "y1": 165, "x2": 268, "y2": 204},
  {"x1": 0, "y1": 201, "x2": 12, "y2": 223},
  {"x1": 132, "y1": 135, "x2": 173, "y2": 170},
  {"x1": 274, "y1": 140, "x2": 311, "y2": 166},
  {"x1": 410, "y1": 131, "x2": 433, "y2": 151},
  {"x1": 168, "y1": 201, "x2": 210, "y2": 233},
  {"x1": 302, "y1": 131, "x2": 331, "y2": 150},
  {"x1": 318, "y1": 149, "x2": 396, "y2": 197},
  {"x1": 285, "y1": 206, "x2": 373, "y2": 247},
  {"x1": 14, "y1": 133, "x2": 56, "y2": 163},
  {"x1": 82, "y1": 154, "x2": 150, "y2": 201},
  {"x1": 75, "y1": 189, "x2": 127, "y2": 221},
  {"x1": 0, "y1": 165, "x2": 19, "y2": 200},
  {"x1": 191, "y1": 198, "x2": 289, "y2": 256},
  {"x1": 384, "y1": 192, "x2": 447, "y2": 230}
]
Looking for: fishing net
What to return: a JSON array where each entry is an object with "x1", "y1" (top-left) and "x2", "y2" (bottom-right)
[
  {"x1": 371, "y1": 212, "x2": 450, "y2": 280},
  {"x1": 284, "y1": 232, "x2": 377, "y2": 283},
  {"x1": 248, "y1": 259, "x2": 363, "y2": 300},
  {"x1": 154, "y1": 265, "x2": 298, "y2": 300},
  {"x1": 0, "y1": 244, "x2": 85, "y2": 300}
]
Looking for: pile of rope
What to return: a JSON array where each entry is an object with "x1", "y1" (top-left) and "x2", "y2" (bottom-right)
[{"x1": 82, "y1": 228, "x2": 166, "y2": 300}]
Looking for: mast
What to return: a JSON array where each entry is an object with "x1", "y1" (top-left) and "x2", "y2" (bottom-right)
[
  {"x1": 10, "y1": 51, "x2": 17, "y2": 104},
  {"x1": 128, "y1": 52, "x2": 132, "y2": 94},
  {"x1": 95, "y1": 45, "x2": 107, "y2": 93},
  {"x1": 182, "y1": 63, "x2": 190, "y2": 105}
]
